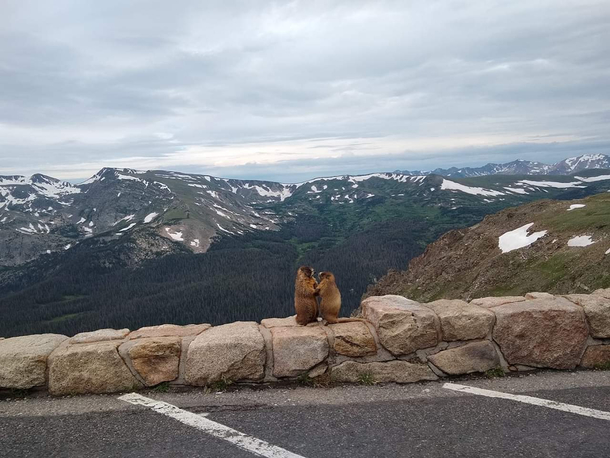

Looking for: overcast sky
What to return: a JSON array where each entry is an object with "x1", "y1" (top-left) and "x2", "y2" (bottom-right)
[{"x1": 1, "y1": 0, "x2": 609, "y2": 182}]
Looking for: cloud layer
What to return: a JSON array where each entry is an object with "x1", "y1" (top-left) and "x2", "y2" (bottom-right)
[{"x1": 1, "y1": 0, "x2": 609, "y2": 182}]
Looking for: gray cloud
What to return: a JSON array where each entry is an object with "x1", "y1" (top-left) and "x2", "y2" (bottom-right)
[{"x1": 1, "y1": 0, "x2": 609, "y2": 181}]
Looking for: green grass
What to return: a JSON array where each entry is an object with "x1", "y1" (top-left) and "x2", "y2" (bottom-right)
[
  {"x1": 206, "y1": 379, "x2": 234, "y2": 393},
  {"x1": 153, "y1": 382, "x2": 171, "y2": 393},
  {"x1": 594, "y1": 362, "x2": 610, "y2": 371},
  {"x1": 485, "y1": 367, "x2": 506, "y2": 378},
  {"x1": 358, "y1": 372, "x2": 376, "y2": 386}
]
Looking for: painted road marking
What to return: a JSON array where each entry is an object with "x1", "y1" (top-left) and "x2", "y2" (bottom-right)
[
  {"x1": 443, "y1": 382, "x2": 610, "y2": 421},
  {"x1": 118, "y1": 393, "x2": 306, "y2": 458}
]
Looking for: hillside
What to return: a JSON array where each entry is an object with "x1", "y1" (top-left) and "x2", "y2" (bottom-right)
[
  {"x1": 367, "y1": 193, "x2": 610, "y2": 302},
  {"x1": 1, "y1": 159, "x2": 610, "y2": 337}
]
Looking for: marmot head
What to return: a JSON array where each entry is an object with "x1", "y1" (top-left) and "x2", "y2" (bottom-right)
[
  {"x1": 298, "y1": 266, "x2": 315, "y2": 278},
  {"x1": 319, "y1": 271, "x2": 335, "y2": 282}
]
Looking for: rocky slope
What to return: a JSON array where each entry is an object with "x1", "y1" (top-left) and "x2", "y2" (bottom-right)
[
  {"x1": 400, "y1": 154, "x2": 610, "y2": 178},
  {"x1": 367, "y1": 193, "x2": 610, "y2": 302}
]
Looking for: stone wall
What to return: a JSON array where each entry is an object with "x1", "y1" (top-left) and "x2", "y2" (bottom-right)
[{"x1": 1, "y1": 289, "x2": 609, "y2": 396}]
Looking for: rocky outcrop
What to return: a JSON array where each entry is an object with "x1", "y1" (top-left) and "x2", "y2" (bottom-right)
[
  {"x1": 0, "y1": 334, "x2": 67, "y2": 389},
  {"x1": 361, "y1": 295, "x2": 439, "y2": 355},
  {"x1": 428, "y1": 341, "x2": 500, "y2": 375},
  {"x1": 331, "y1": 360, "x2": 437, "y2": 384},
  {"x1": 426, "y1": 300, "x2": 494, "y2": 341},
  {"x1": 185, "y1": 322, "x2": 265, "y2": 386},
  {"x1": 493, "y1": 297, "x2": 589, "y2": 369},
  {"x1": 271, "y1": 326, "x2": 329, "y2": 377},
  {"x1": 48, "y1": 340, "x2": 143, "y2": 395}
]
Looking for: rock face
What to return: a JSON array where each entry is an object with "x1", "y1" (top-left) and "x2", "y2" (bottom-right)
[
  {"x1": 185, "y1": 322, "x2": 265, "y2": 386},
  {"x1": 120, "y1": 337, "x2": 181, "y2": 386},
  {"x1": 426, "y1": 300, "x2": 494, "y2": 341},
  {"x1": 70, "y1": 328, "x2": 130, "y2": 344},
  {"x1": 580, "y1": 345, "x2": 610, "y2": 368},
  {"x1": 492, "y1": 297, "x2": 589, "y2": 369},
  {"x1": 564, "y1": 294, "x2": 610, "y2": 339},
  {"x1": 428, "y1": 341, "x2": 500, "y2": 375},
  {"x1": 331, "y1": 360, "x2": 438, "y2": 384},
  {"x1": 271, "y1": 326, "x2": 329, "y2": 377},
  {"x1": 361, "y1": 295, "x2": 438, "y2": 356},
  {"x1": 48, "y1": 341, "x2": 142, "y2": 395},
  {"x1": 594, "y1": 288, "x2": 610, "y2": 299},
  {"x1": 329, "y1": 322, "x2": 377, "y2": 357},
  {"x1": 128, "y1": 324, "x2": 210, "y2": 340},
  {"x1": 0, "y1": 334, "x2": 68, "y2": 389}
]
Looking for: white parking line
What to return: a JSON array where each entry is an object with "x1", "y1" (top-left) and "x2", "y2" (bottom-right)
[
  {"x1": 443, "y1": 382, "x2": 610, "y2": 421},
  {"x1": 118, "y1": 393, "x2": 306, "y2": 458}
]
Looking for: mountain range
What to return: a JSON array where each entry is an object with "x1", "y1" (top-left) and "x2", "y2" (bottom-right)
[
  {"x1": 400, "y1": 154, "x2": 610, "y2": 178},
  {"x1": 1, "y1": 154, "x2": 610, "y2": 337}
]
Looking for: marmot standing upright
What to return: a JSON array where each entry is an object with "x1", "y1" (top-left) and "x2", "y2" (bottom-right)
[
  {"x1": 294, "y1": 266, "x2": 319, "y2": 326},
  {"x1": 315, "y1": 271, "x2": 367, "y2": 325},
  {"x1": 315, "y1": 271, "x2": 341, "y2": 324}
]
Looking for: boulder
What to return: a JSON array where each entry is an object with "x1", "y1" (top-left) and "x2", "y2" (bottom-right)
[
  {"x1": 426, "y1": 299, "x2": 494, "y2": 341},
  {"x1": 564, "y1": 294, "x2": 610, "y2": 338},
  {"x1": 331, "y1": 360, "x2": 438, "y2": 384},
  {"x1": 120, "y1": 337, "x2": 181, "y2": 386},
  {"x1": 428, "y1": 341, "x2": 500, "y2": 375},
  {"x1": 580, "y1": 345, "x2": 610, "y2": 369},
  {"x1": 185, "y1": 322, "x2": 265, "y2": 386},
  {"x1": 128, "y1": 324, "x2": 210, "y2": 340},
  {"x1": 261, "y1": 316, "x2": 298, "y2": 328},
  {"x1": 0, "y1": 334, "x2": 68, "y2": 389},
  {"x1": 271, "y1": 326, "x2": 329, "y2": 377},
  {"x1": 329, "y1": 322, "x2": 377, "y2": 357},
  {"x1": 593, "y1": 288, "x2": 610, "y2": 299},
  {"x1": 70, "y1": 328, "x2": 130, "y2": 344},
  {"x1": 492, "y1": 297, "x2": 588, "y2": 369},
  {"x1": 48, "y1": 341, "x2": 143, "y2": 395},
  {"x1": 525, "y1": 292, "x2": 555, "y2": 300},
  {"x1": 470, "y1": 296, "x2": 526, "y2": 308},
  {"x1": 361, "y1": 295, "x2": 439, "y2": 356}
]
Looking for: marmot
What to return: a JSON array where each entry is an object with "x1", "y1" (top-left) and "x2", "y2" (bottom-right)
[
  {"x1": 294, "y1": 266, "x2": 319, "y2": 326},
  {"x1": 315, "y1": 271, "x2": 367, "y2": 325}
]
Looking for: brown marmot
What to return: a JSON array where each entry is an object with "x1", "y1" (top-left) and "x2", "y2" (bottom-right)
[
  {"x1": 315, "y1": 271, "x2": 367, "y2": 325},
  {"x1": 294, "y1": 266, "x2": 319, "y2": 326}
]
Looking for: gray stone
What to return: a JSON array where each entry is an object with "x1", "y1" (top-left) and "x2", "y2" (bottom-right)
[
  {"x1": 361, "y1": 295, "x2": 439, "y2": 356},
  {"x1": 525, "y1": 292, "x2": 555, "y2": 300},
  {"x1": 564, "y1": 294, "x2": 610, "y2": 338},
  {"x1": 128, "y1": 324, "x2": 210, "y2": 339},
  {"x1": 120, "y1": 337, "x2": 181, "y2": 386},
  {"x1": 271, "y1": 326, "x2": 329, "y2": 377},
  {"x1": 70, "y1": 328, "x2": 130, "y2": 344},
  {"x1": 426, "y1": 299, "x2": 494, "y2": 341},
  {"x1": 261, "y1": 316, "x2": 298, "y2": 328},
  {"x1": 470, "y1": 296, "x2": 526, "y2": 308},
  {"x1": 580, "y1": 345, "x2": 610, "y2": 369},
  {"x1": 428, "y1": 341, "x2": 500, "y2": 375},
  {"x1": 48, "y1": 341, "x2": 143, "y2": 395},
  {"x1": 0, "y1": 334, "x2": 68, "y2": 389},
  {"x1": 492, "y1": 297, "x2": 589, "y2": 369},
  {"x1": 329, "y1": 322, "x2": 377, "y2": 357},
  {"x1": 331, "y1": 360, "x2": 438, "y2": 384},
  {"x1": 185, "y1": 322, "x2": 265, "y2": 386}
]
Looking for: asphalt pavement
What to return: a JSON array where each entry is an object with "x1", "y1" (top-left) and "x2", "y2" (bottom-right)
[{"x1": 1, "y1": 370, "x2": 609, "y2": 458}]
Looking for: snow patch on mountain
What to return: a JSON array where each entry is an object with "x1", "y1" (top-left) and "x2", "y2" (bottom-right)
[
  {"x1": 498, "y1": 223, "x2": 547, "y2": 253},
  {"x1": 441, "y1": 179, "x2": 504, "y2": 197},
  {"x1": 567, "y1": 235, "x2": 595, "y2": 247}
]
